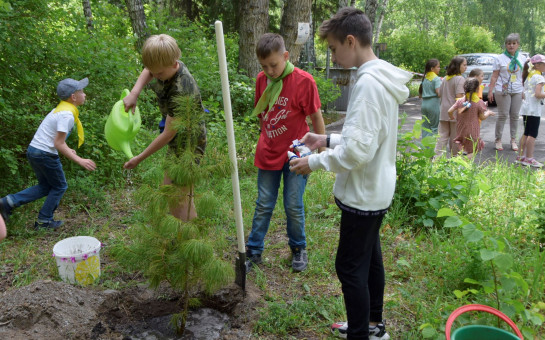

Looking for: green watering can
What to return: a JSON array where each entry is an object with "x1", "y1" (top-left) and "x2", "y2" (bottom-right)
[
  {"x1": 446, "y1": 304, "x2": 523, "y2": 340},
  {"x1": 104, "y1": 89, "x2": 141, "y2": 158}
]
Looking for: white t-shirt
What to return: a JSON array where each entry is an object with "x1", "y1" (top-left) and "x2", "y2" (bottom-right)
[
  {"x1": 492, "y1": 53, "x2": 527, "y2": 94},
  {"x1": 520, "y1": 74, "x2": 545, "y2": 117},
  {"x1": 29, "y1": 109, "x2": 75, "y2": 155}
]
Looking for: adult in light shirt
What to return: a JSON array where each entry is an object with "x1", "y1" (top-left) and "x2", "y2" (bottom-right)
[{"x1": 488, "y1": 33, "x2": 527, "y2": 151}]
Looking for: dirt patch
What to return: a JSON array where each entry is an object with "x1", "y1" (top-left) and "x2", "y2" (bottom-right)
[{"x1": 0, "y1": 279, "x2": 261, "y2": 340}]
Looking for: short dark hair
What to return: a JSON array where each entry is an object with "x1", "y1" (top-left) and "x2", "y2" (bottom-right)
[
  {"x1": 318, "y1": 7, "x2": 373, "y2": 47},
  {"x1": 256, "y1": 33, "x2": 286, "y2": 60},
  {"x1": 446, "y1": 57, "x2": 466, "y2": 76}
]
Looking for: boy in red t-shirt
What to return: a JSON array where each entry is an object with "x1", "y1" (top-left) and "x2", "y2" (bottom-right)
[{"x1": 246, "y1": 33, "x2": 325, "y2": 272}]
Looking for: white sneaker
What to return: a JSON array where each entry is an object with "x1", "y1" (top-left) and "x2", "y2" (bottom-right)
[{"x1": 522, "y1": 158, "x2": 543, "y2": 168}]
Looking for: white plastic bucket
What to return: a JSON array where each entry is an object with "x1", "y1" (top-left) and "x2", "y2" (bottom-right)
[{"x1": 52, "y1": 236, "x2": 101, "y2": 285}]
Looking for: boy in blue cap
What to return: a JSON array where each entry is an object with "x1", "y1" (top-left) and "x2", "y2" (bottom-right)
[{"x1": 0, "y1": 78, "x2": 96, "y2": 230}]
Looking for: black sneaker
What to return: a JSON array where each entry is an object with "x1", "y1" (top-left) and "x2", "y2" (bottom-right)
[
  {"x1": 34, "y1": 220, "x2": 63, "y2": 230},
  {"x1": 245, "y1": 252, "x2": 262, "y2": 273},
  {"x1": 292, "y1": 248, "x2": 308, "y2": 272},
  {"x1": 0, "y1": 197, "x2": 13, "y2": 223}
]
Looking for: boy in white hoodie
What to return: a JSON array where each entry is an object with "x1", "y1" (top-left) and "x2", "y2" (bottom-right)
[{"x1": 289, "y1": 7, "x2": 411, "y2": 340}]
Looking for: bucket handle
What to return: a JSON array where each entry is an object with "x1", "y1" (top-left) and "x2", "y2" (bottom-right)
[{"x1": 445, "y1": 304, "x2": 523, "y2": 340}]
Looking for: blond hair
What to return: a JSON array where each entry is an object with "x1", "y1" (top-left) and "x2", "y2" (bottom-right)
[{"x1": 141, "y1": 34, "x2": 181, "y2": 69}]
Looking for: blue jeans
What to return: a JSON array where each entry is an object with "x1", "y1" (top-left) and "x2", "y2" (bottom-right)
[
  {"x1": 247, "y1": 162, "x2": 308, "y2": 254},
  {"x1": 6, "y1": 146, "x2": 68, "y2": 222}
]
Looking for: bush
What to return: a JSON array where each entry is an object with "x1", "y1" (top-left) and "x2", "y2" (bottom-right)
[
  {"x1": 452, "y1": 26, "x2": 501, "y2": 54},
  {"x1": 383, "y1": 28, "x2": 457, "y2": 74}
]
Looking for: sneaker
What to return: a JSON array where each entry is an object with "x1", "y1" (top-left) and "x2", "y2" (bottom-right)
[
  {"x1": 495, "y1": 140, "x2": 503, "y2": 151},
  {"x1": 522, "y1": 158, "x2": 543, "y2": 168},
  {"x1": 330, "y1": 322, "x2": 390, "y2": 339},
  {"x1": 331, "y1": 321, "x2": 348, "y2": 339},
  {"x1": 0, "y1": 197, "x2": 13, "y2": 223},
  {"x1": 34, "y1": 220, "x2": 63, "y2": 230},
  {"x1": 369, "y1": 323, "x2": 391, "y2": 340},
  {"x1": 245, "y1": 252, "x2": 262, "y2": 273},
  {"x1": 292, "y1": 248, "x2": 308, "y2": 272},
  {"x1": 515, "y1": 156, "x2": 526, "y2": 164}
]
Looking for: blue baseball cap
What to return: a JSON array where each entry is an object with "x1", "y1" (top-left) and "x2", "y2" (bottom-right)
[{"x1": 57, "y1": 78, "x2": 89, "y2": 100}]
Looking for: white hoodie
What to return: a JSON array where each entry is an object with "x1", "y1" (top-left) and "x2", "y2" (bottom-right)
[{"x1": 308, "y1": 59, "x2": 412, "y2": 211}]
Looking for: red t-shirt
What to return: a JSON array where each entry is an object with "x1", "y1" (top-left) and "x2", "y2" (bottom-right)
[{"x1": 254, "y1": 67, "x2": 321, "y2": 170}]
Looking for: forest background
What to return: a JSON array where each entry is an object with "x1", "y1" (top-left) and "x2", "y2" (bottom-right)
[{"x1": 1, "y1": 0, "x2": 545, "y2": 339}]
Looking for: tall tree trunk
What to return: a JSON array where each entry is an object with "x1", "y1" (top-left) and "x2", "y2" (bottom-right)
[
  {"x1": 82, "y1": 0, "x2": 93, "y2": 32},
  {"x1": 125, "y1": 0, "x2": 149, "y2": 50},
  {"x1": 168, "y1": 0, "x2": 195, "y2": 20},
  {"x1": 338, "y1": 0, "x2": 355, "y2": 8},
  {"x1": 238, "y1": 0, "x2": 269, "y2": 78},
  {"x1": 373, "y1": 0, "x2": 389, "y2": 45},
  {"x1": 279, "y1": 0, "x2": 312, "y2": 65},
  {"x1": 364, "y1": 0, "x2": 379, "y2": 30}
]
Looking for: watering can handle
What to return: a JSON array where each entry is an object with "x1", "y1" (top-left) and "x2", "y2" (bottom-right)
[
  {"x1": 119, "y1": 89, "x2": 134, "y2": 130},
  {"x1": 445, "y1": 304, "x2": 523, "y2": 340}
]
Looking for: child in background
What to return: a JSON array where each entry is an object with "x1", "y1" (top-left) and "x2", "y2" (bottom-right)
[
  {"x1": 435, "y1": 56, "x2": 467, "y2": 157},
  {"x1": 0, "y1": 78, "x2": 96, "y2": 230},
  {"x1": 468, "y1": 68, "x2": 486, "y2": 125},
  {"x1": 448, "y1": 78, "x2": 495, "y2": 158},
  {"x1": 516, "y1": 54, "x2": 545, "y2": 168},
  {"x1": 419, "y1": 59, "x2": 441, "y2": 137},
  {"x1": 123, "y1": 34, "x2": 206, "y2": 221},
  {"x1": 468, "y1": 68, "x2": 485, "y2": 100}
]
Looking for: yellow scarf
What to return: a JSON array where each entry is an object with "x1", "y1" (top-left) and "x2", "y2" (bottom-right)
[
  {"x1": 425, "y1": 72, "x2": 438, "y2": 81},
  {"x1": 53, "y1": 101, "x2": 84, "y2": 147},
  {"x1": 445, "y1": 74, "x2": 461, "y2": 81},
  {"x1": 528, "y1": 69, "x2": 542, "y2": 80},
  {"x1": 465, "y1": 93, "x2": 480, "y2": 103}
]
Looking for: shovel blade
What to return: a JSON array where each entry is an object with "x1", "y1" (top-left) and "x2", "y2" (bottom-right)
[{"x1": 235, "y1": 251, "x2": 246, "y2": 292}]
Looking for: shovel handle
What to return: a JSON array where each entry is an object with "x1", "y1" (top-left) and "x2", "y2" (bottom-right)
[{"x1": 445, "y1": 304, "x2": 523, "y2": 340}]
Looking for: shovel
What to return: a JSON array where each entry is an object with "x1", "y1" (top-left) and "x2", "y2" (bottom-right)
[{"x1": 214, "y1": 21, "x2": 246, "y2": 292}]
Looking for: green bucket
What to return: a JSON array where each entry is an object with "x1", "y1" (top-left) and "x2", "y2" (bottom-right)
[{"x1": 446, "y1": 304, "x2": 523, "y2": 340}]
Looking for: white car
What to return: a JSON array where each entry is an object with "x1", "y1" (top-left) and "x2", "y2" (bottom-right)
[{"x1": 457, "y1": 53, "x2": 499, "y2": 102}]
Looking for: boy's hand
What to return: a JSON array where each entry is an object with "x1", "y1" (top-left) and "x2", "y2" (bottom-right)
[
  {"x1": 300, "y1": 133, "x2": 326, "y2": 151},
  {"x1": 79, "y1": 158, "x2": 96, "y2": 171},
  {"x1": 123, "y1": 92, "x2": 138, "y2": 114},
  {"x1": 289, "y1": 156, "x2": 312, "y2": 175},
  {"x1": 123, "y1": 156, "x2": 141, "y2": 169}
]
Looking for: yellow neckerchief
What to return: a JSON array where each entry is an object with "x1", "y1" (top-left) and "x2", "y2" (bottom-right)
[
  {"x1": 445, "y1": 73, "x2": 461, "y2": 81},
  {"x1": 528, "y1": 69, "x2": 542, "y2": 81},
  {"x1": 477, "y1": 85, "x2": 484, "y2": 99},
  {"x1": 53, "y1": 101, "x2": 84, "y2": 147},
  {"x1": 425, "y1": 72, "x2": 438, "y2": 81},
  {"x1": 465, "y1": 92, "x2": 480, "y2": 103}
]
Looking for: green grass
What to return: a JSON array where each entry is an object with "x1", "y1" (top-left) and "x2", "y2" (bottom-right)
[{"x1": 1, "y1": 133, "x2": 545, "y2": 339}]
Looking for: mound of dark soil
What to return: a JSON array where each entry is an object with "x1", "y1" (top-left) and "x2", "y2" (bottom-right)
[{"x1": 0, "y1": 280, "x2": 260, "y2": 340}]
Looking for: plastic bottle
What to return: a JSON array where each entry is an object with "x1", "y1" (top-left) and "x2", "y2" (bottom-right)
[
  {"x1": 292, "y1": 139, "x2": 312, "y2": 157},
  {"x1": 287, "y1": 151, "x2": 298, "y2": 161}
]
